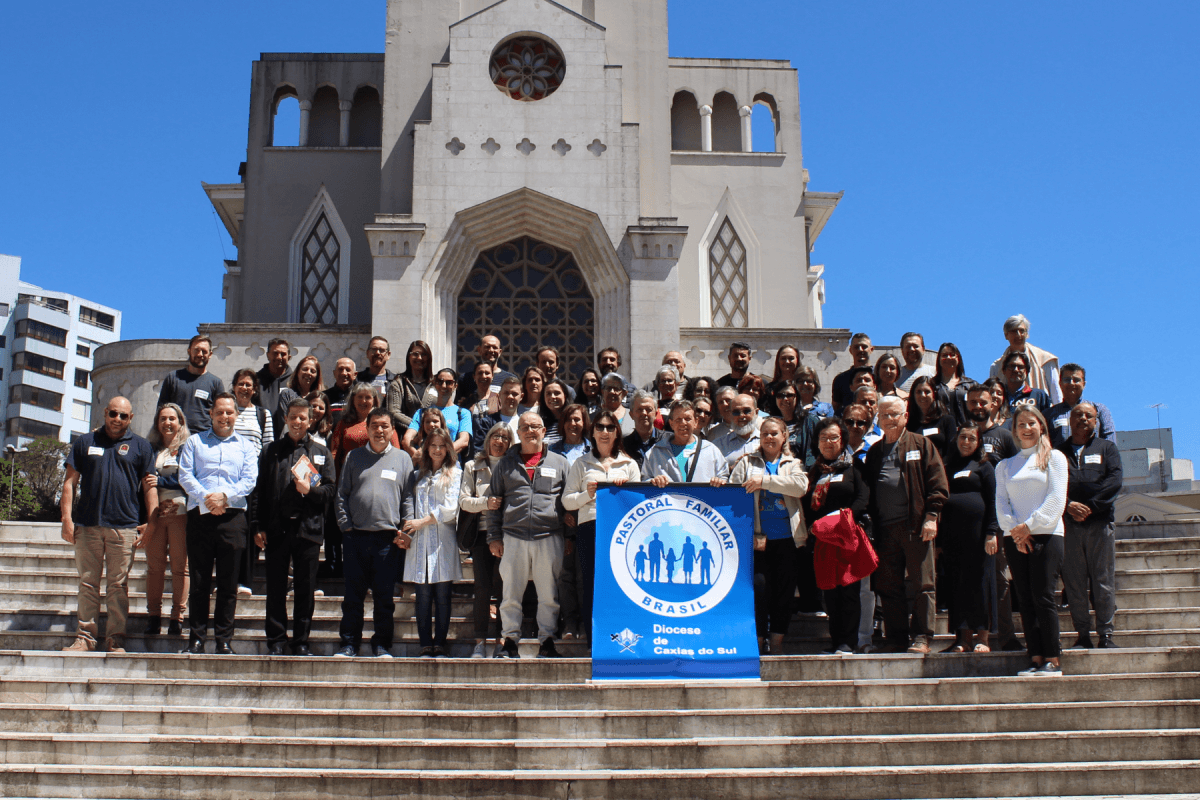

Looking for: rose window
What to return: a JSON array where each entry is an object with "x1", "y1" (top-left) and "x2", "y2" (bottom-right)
[{"x1": 489, "y1": 37, "x2": 566, "y2": 102}]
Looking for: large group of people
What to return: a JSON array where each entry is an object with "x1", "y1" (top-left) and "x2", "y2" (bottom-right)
[{"x1": 58, "y1": 313, "x2": 1125, "y2": 675}]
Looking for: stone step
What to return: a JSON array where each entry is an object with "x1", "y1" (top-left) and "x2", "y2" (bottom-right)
[
  {"x1": 3, "y1": 671, "x2": 1198, "y2": 713},
  {"x1": 4, "y1": 696, "x2": 1200, "y2": 740},
  {"x1": 6, "y1": 647, "x2": 1199, "y2": 683},
  {"x1": 0, "y1": 728, "x2": 1196, "y2": 772},
  {"x1": 1, "y1": 758, "x2": 1198, "y2": 799},
  {"x1": 1116, "y1": 568, "x2": 1200, "y2": 590}
]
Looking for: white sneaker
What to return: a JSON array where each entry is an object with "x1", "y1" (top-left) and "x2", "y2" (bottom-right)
[
  {"x1": 1018, "y1": 664, "x2": 1041, "y2": 677},
  {"x1": 314, "y1": 589, "x2": 324, "y2": 597},
  {"x1": 471, "y1": 642, "x2": 488, "y2": 659},
  {"x1": 237, "y1": 585, "x2": 252, "y2": 596}
]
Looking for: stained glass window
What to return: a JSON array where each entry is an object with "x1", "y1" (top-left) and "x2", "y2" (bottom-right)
[
  {"x1": 458, "y1": 237, "x2": 593, "y2": 378},
  {"x1": 300, "y1": 213, "x2": 340, "y2": 324},
  {"x1": 709, "y1": 217, "x2": 748, "y2": 327},
  {"x1": 489, "y1": 37, "x2": 566, "y2": 102}
]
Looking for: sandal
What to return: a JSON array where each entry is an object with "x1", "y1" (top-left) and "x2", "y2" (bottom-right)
[{"x1": 973, "y1": 642, "x2": 991, "y2": 653}]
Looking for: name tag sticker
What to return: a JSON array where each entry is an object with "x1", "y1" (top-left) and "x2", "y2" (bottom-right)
[
  {"x1": 380, "y1": 469, "x2": 398, "y2": 482},
  {"x1": 1084, "y1": 454, "x2": 1102, "y2": 465},
  {"x1": 905, "y1": 450, "x2": 921, "y2": 462},
  {"x1": 983, "y1": 444, "x2": 995, "y2": 453},
  {"x1": 87, "y1": 446, "x2": 104, "y2": 457},
  {"x1": 1056, "y1": 417, "x2": 1070, "y2": 428},
  {"x1": 194, "y1": 389, "x2": 210, "y2": 401},
  {"x1": 922, "y1": 427, "x2": 939, "y2": 436},
  {"x1": 828, "y1": 473, "x2": 844, "y2": 483},
  {"x1": 313, "y1": 455, "x2": 326, "y2": 466},
  {"x1": 954, "y1": 469, "x2": 972, "y2": 479},
  {"x1": 539, "y1": 467, "x2": 556, "y2": 478}
]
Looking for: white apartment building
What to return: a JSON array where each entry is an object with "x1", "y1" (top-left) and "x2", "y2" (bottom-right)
[{"x1": 0, "y1": 254, "x2": 121, "y2": 447}]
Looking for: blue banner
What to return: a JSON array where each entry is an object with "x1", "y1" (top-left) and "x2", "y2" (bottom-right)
[{"x1": 591, "y1": 484, "x2": 760, "y2": 680}]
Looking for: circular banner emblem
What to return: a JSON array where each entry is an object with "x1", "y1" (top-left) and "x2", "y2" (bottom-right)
[{"x1": 609, "y1": 493, "x2": 739, "y2": 618}]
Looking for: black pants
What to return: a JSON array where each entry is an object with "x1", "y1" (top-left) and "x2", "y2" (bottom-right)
[
  {"x1": 754, "y1": 537, "x2": 797, "y2": 637},
  {"x1": 792, "y1": 537, "x2": 822, "y2": 613},
  {"x1": 264, "y1": 527, "x2": 322, "y2": 648},
  {"x1": 575, "y1": 521, "x2": 597, "y2": 641},
  {"x1": 186, "y1": 508, "x2": 246, "y2": 645},
  {"x1": 1005, "y1": 535, "x2": 1063, "y2": 659},
  {"x1": 340, "y1": 530, "x2": 404, "y2": 649},
  {"x1": 945, "y1": 527, "x2": 988, "y2": 633},
  {"x1": 875, "y1": 522, "x2": 937, "y2": 644},
  {"x1": 415, "y1": 581, "x2": 452, "y2": 648},
  {"x1": 322, "y1": 503, "x2": 342, "y2": 571},
  {"x1": 471, "y1": 540, "x2": 502, "y2": 640},
  {"x1": 824, "y1": 580, "x2": 862, "y2": 650}
]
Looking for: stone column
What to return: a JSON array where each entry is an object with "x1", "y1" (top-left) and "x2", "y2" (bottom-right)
[
  {"x1": 624, "y1": 219, "x2": 689, "y2": 384},
  {"x1": 739, "y1": 105, "x2": 753, "y2": 152},
  {"x1": 298, "y1": 100, "x2": 312, "y2": 148},
  {"x1": 365, "y1": 216, "x2": 426, "y2": 355},
  {"x1": 338, "y1": 100, "x2": 353, "y2": 147},
  {"x1": 699, "y1": 105, "x2": 713, "y2": 152}
]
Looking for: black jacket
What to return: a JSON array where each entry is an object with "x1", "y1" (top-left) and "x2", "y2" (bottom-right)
[
  {"x1": 802, "y1": 457, "x2": 870, "y2": 528},
  {"x1": 1057, "y1": 434, "x2": 1123, "y2": 524},
  {"x1": 257, "y1": 363, "x2": 293, "y2": 442},
  {"x1": 252, "y1": 433, "x2": 337, "y2": 543}
]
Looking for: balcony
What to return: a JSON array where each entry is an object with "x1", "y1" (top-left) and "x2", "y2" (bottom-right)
[{"x1": 16, "y1": 295, "x2": 68, "y2": 315}]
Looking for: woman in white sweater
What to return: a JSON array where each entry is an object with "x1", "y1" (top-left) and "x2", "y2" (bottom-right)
[
  {"x1": 562, "y1": 409, "x2": 641, "y2": 642},
  {"x1": 995, "y1": 406, "x2": 1068, "y2": 677}
]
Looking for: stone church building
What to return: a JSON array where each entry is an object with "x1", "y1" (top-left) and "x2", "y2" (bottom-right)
[{"x1": 96, "y1": 0, "x2": 851, "y2": 421}]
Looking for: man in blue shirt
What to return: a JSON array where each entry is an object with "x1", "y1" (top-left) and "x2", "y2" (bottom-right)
[
  {"x1": 178, "y1": 392, "x2": 259, "y2": 654},
  {"x1": 60, "y1": 396, "x2": 157, "y2": 653},
  {"x1": 1002, "y1": 352, "x2": 1051, "y2": 417},
  {"x1": 1046, "y1": 363, "x2": 1116, "y2": 448}
]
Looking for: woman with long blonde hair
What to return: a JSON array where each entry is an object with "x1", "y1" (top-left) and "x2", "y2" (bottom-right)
[
  {"x1": 142, "y1": 403, "x2": 191, "y2": 637},
  {"x1": 995, "y1": 406, "x2": 1068, "y2": 677}
]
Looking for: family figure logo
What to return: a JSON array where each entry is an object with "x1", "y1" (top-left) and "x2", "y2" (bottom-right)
[{"x1": 609, "y1": 493, "x2": 740, "y2": 618}]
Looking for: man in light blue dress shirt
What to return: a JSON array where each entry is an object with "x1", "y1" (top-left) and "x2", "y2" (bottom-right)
[{"x1": 178, "y1": 392, "x2": 259, "y2": 654}]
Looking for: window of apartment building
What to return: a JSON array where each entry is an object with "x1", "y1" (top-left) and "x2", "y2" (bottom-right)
[
  {"x1": 9, "y1": 384, "x2": 64, "y2": 412},
  {"x1": 73, "y1": 399, "x2": 90, "y2": 422},
  {"x1": 6, "y1": 417, "x2": 60, "y2": 440},
  {"x1": 76, "y1": 344, "x2": 90, "y2": 358},
  {"x1": 12, "y1": 351, "x2": 65, "y2": 379},
  {"x1": 79, "y1": 306, "x2": 115, "y2": 331},
  {"x1": 15, "y1": 318, "x2": 68, "y2": 348},
  {"x1": 0, "y1": 335, "x2": 6, "y2": 348},
  {"x1": 0, "y1": 302, "x2": 9, "y2": 317},
  {"x1": 74, "y1": 368, "x2": 89, "y2": 389}
]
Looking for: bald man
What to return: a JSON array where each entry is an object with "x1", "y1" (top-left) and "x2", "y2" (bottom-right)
[{"x1": 61, "y1": 397, "x2": 158, "y2": 653}]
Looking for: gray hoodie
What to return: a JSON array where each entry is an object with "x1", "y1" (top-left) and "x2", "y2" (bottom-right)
[{"x1": 484, "y1": 444, "x2": 568, "y2": 543}]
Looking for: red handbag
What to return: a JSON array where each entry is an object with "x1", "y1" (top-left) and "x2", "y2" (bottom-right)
[{"x1": 810, "y1": 508, "x2": 879, "y2": 590}]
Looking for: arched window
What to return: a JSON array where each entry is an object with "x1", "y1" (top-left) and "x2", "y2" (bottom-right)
[
  {"x1": 271, "y1": 88, "x2": 300, "y2": 147},
  {"x1": 457, "y1": 237, "x2": 594, "y2": 378},
  {"x1": 709, "y1": 217, "x2": 748, "y2": 328},
  {"x1": 752, "y1": 92, "x2": 781, "y2": 153},
  {"x1": 670, "y1": 90, "x2": 701, "y2": 151},
  {"x1": 289, "y1": 186, "x2": 350, "y2": 323},
  {"x1": 348, "y1": 86, "x2": 382, "y2": 147},
  {"x1": 308, "y1": 86, "x2": 340, "y2": 147},
  {"x1": 710, "y1": 91, "x2": 740, "y2": 152}
]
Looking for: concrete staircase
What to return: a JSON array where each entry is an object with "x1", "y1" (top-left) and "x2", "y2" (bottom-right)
[{"x1": 1, "y1": 519, "x2": 1199, "y2": 798}]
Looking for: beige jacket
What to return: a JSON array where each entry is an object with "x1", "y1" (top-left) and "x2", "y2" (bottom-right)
[
  {"x1": 729, "y1": 451, "x2": 810, "y2": 547},
  {"x1": 562, "y1": 451, "x2": 642, "y2": 525}
]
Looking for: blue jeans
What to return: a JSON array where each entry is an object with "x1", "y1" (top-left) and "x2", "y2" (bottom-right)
[
  {"x1": 339, "y1": 530, "x2": 404, "y2": 649},
  {"x1": 414, "y1": 581, "x2": 452, "y2": 648}
]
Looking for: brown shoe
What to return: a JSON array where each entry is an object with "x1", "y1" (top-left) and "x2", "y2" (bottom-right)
[
  {"x1": 62, "y1": 637, "x2": 95, "y2": 652},
  {"x1": 105, "y1": 637, "x2": 126, "y2": 654},
  {"x1": 906, "y1": 635, "x2": 931, "y2": 655}
]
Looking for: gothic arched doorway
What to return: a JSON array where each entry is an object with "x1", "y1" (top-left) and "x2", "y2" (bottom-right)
[{"x1": 457, "y1": 236, "x2": 595, "y2": 378}]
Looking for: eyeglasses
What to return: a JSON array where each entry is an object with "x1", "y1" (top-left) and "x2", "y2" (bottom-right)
[
  {"x1": 732, "y1": 408, "x2": 755, "y2": 417},
  {"x1": 593, "y1": 423, "x2": 617, "y2": 432},
  {"x1": 845, "y1": 419, "x2": 869, "y2": 429},
  {"x1": 819, "y1": 436, "x2": 842, "y2": 444},
  {"x1": 368, "y1": 347, "x2": 388, "y2": 354},
  {"x1": 106, "y1": 410, "x2": 131, "y2": 420},
  {"x1": 518, "y1": 424, "x2": 544, "y2": 432}
]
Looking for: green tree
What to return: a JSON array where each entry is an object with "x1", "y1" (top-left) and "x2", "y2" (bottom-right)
[
  {"x1": 17, "y1": 437, "x2": 70, "y2": 521},
  {"x1": 0, "y1": 459, "x2": 38, "y2": 521}
]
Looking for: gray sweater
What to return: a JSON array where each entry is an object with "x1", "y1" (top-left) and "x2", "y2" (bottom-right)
[
  {"x1": 336, "y1": 443, "x2": 415, "y2": 533},
  {"x1": 485, "y1": 445, "x2": 568, "y2": 543}
]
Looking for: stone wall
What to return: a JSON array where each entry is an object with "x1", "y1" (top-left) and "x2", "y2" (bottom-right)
[{"x1": 91, "y1": 324, "x2": 371, "y2": 438}]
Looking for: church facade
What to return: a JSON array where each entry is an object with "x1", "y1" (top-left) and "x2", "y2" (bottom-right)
[
  {"x1": 98, "y1": 0, "x2": 851, "y2": 424},
  {"x1": 204, "y1": 0, "x2": 842, "y2": 380}
]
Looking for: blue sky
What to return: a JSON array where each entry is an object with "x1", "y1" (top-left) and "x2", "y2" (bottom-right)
[{"x1": 1, "y1": 2, "x2": 1197, "y2": 460}]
